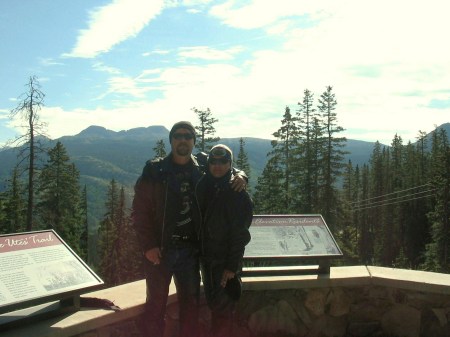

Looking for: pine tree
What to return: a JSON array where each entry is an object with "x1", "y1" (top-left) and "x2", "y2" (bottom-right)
[
  {"x1": 236, "y1": 137, "x2": 251, "y2": 192},
  {"x1": 35, "y1": 141, "x2": 83, "y2": 255},
  {"x1": 192, "y1": 107, "x2": 220, "y2": 152},
  {"x1": 268, "y1": 106, "x2": 299, "y2": 212},
  {"x1": 153, "y1": 139, "x2": 167, "y2": 159},
  {"x1": 422, "y1": 129, "x2": 450, "y2": 272},
  {"x1": 0, "y1": 167, "x2": 26, "y2": 234},
  {"x1": 368, "y1": 142, "x2": 386, "y2": 265},
  {"x1": 308, "y1": 116, "x2": 324, "y2": 213},
  {"x1": 385, "y1": 134, "x2": 405, "y2": 265},
  {"x1": 402, "y1": 141, "x2": 430, "y2": 267},
  {"x1": 340, "y1": 160, "x2": 359, "y2": 262},
  {"x1": 253, "y1": 156, "x2": 284, "y2": 214},
  {"x1": 359, "y1": 164, "x2": 372, "y2": 264},
  {"x1": 98, "y1": 181, "x2": 142, "y2": 286},
  {"x1": 0, "y1": 197, "x2": 5, "y2": 234},
  {"x1": 79, "y1": 185, "x2": 89, "y2": 262},
  {"x1": 317, "y1": 86, "x2": 347, "y2": 227},
  {"x1": 98, "y1": 179, "x2": 119, "y2": 285},
  {"x1": 111, "y1": 187, "x2": 143, "y2": 284},
  {"x1": 296, "y1": 89, "x2": 318, "y2": 213}
]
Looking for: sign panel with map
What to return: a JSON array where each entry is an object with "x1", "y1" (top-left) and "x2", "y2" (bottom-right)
[
  {"x1": 0, "y1": 230, "x2": 103, "y2": 315},
  {"x1": 244, "y1": 215, "x2": 342, "y2": 259}
]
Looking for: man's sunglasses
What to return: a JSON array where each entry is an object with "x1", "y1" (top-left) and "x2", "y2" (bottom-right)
[
  {"x1": 209, "y1": 157, "x2": 230, "y2": 165},
  {"x1": 172, "y1": 133, "x2": 194, "y2": 141}
]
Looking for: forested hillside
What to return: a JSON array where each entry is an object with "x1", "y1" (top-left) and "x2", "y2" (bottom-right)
[
  {"x1": 0, "y1": 125, "x2": 377, "y2": 221},
  {"x1": 1, "y1": 121, "x2": 449, "y2": 282}
]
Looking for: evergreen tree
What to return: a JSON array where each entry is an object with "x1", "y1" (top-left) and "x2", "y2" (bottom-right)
[
  {"x1": 384, "y1": 134, "x2": 404, "y2": 265},
  {"x1": 111, "y1": 187, "x2": 143, "y2": 284},
  {"x1": 368, "y1": 142, "x2": 386, "y2": 265},
  {"x1": 35, "y1": 141, "x2": 83, "y2": 255},
  {"x1": 192, "y1": 107, "x2": 220, "y2": 152},
  {"x1": 8, "y1": 76, "x2": 47, "y2": 230},
  {"x1": 296, "y1": 89, "x2": 318, "y2": 213},
  {"x1": 308, "y1": 116, "x2": 324, "y2": 212},
  {"x1": 79, "y1": 185, "x2": 89, "y2": 262},
  {"x1": 422, "y1": 129, "x2": 450, "y2": 272},
  {"x1": 340, "y1": 160, "x2": 359, "y2": 262},
  {"x1": 98, "y1": 180, "x2": 142, "y2": 285},
  {"x1": 236, "y1": 137, "x2": 251, "y2": 192},
  {"x1": 253, "y1": 156, "x2": 284, "y2": 214},
  {"x1": 359, "y1": 164, "x2": 372, "y2": 264},
  {"x1": 402, "y1": 141, "x2": 430, "y2": 267},
  {"x1": 153, "y1": 139, "x2": 167, "y2": 159},
  {"x1": 98, "y1": 179, "x2": 119, "y2": 285},
  {"x1": 0, "y1": 167, "x2": 26, "y2": 234},
  {"x1": 268, "y1": 106, "x2": 299, "y2": 212},
  {"x1": 0, "y1": 197, "x2": 5, "y2": 233},
  {"x1": 317, "y1": 86, "x2": 347, "y2": 227}
]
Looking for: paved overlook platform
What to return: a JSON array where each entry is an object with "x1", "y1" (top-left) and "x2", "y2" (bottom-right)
[{"x1": 2, "y1": 266, "x2": 450, "y2": 337}]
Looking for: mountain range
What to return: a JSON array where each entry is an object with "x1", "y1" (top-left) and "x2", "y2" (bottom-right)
[{"x1": 1, "y1": 123, "x2": 449, "y2": 225}]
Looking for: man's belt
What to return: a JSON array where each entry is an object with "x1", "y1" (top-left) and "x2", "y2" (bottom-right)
[{"x1": 171, "y1": 235, "x2": 193, "y2": 242}]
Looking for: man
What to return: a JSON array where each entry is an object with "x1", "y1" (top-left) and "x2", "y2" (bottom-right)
[{"x1": 132, "y1": 121, "x2": 245, "y2": 337}]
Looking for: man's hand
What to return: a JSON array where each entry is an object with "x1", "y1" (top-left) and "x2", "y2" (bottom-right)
[
  {"x1": 145, "y1": 247, "x2": 162, "y2": 265},
  {"x1": 220, "y1": 269, "x2": 236, "y2": 288},
  {"x1": 230, "y1": 174, "x2": 247, "y2": 192}
]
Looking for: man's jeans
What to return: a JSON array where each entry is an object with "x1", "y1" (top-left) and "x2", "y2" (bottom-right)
[{"x1": 142, "y1": 245, "x2": 200, "y2": 337}]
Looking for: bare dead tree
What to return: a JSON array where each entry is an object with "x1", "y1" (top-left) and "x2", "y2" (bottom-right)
[{"x1": 8, "y1": 76, "x2": 48, "y2": 231}]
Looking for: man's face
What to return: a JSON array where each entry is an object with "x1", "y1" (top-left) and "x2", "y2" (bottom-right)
[
  {"x1": 208, "y1": 156, "x2": 231, "y2": 178},
  {"x1": 171, "y1": 128, "x2": 195, "y2": 157}
]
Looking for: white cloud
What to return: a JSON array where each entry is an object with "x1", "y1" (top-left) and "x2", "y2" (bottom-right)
[
  {"x1": 92, "y1": 62, "x2": 121, "y2": 74},
  {"x1": 209, "y1": 0, "x2": 335, "y2": 30},
  {"x1": 142, "y1": 49, "x2": 170, "y2": 57},
  {"x1": 97, "y1": 76, "x2": 152, "y2": 99},
  {"x1": 202, "y1": 0, "x2": 450, "y2": 144},
  {"x1": 66, "y1": 0, "x2": 164, "y2": 58},
  {"x1": 0, "y1": 109, "x2": 9, "y2": 118},
  {"x1": 39, "y1": 58, "x2": 65, "y2": 67},
  {"x1": 11, "y1": 0, "x2": 449, "y2": 146},
  {"x1": 178, "y1": 46, "x2": 243, "y2": 60}
]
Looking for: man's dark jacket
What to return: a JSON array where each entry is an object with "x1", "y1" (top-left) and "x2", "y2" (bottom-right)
[{"x1": 132, "y1": 154, "x2": 203, "y2": 254}]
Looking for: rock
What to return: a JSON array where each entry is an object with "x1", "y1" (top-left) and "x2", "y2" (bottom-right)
[
  {"x1": 347, "y1": 321, "x2": 381, "y2": 336},
  {"x1": 308, "y1": 315, "x2": 347, "y2": 337},
  {"x1": 349, "y1": 302, "x2": 386, "y2": 322},
  {"x1": 381, "y1": 304, "x2": 420, "y2": 337},
  {"x1": 304, "y1": 288, "x2": 329, "y2": 317},
  {"x1": 329, "y1": 288, "x2": 351, "y2": 317},
  {"x1": 248, "y1": 300, "x2": 307, "y2": 336}
]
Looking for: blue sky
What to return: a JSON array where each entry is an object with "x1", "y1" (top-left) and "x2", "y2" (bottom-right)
[{"x1": 1, "y1": 0, "x2": 449, "y2": 146}]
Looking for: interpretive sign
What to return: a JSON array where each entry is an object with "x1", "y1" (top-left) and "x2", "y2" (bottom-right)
[
  {"x1": 245, "y1": 215, "x2": 342, "y2": 258},
  {"x1": 0, "y1": 230, "x2": 103, "y2": 317},
  {"x1": 243, "y1": 215, "x2": 342, "y2": 275}
]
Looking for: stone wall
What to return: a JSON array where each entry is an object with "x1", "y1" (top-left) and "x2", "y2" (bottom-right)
[
  {"x1": 231, "y1": 286, "x2": 450, "y2": 337},
  {"x1": 4, "y1": 266, "x2": 450, "y2": 337}
]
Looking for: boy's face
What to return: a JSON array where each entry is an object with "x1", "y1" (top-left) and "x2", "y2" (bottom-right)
[{"x1": 208, "y1": 156, "x2": 231, "y2": 178}]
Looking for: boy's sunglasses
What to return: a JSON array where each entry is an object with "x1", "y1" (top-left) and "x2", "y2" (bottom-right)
[
  {"x1": 210, "y1": 147, "x2": 228, "y2": 157},
  {"x1": 209, "y1": 158, "x2": 230, "y2": 165},
  {"x1": 172, "y1": 133, "x2": 194, "y2": 141}
]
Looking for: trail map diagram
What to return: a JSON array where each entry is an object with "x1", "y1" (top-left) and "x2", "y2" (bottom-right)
[{"x1": 244, "y1": 215, "x2": 341, "y2": 258}]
